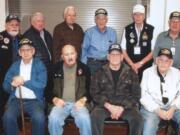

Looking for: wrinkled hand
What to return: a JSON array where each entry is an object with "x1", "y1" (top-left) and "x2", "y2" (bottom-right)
[
  {"x1": 104, "y1": 102, "x2": 124, "y2": 120},
  {"x1": 75, "y1": 97, "x2": 87, "y2": 109},
  {"x1": 156, "y1": 108, "x2": 168, "y2": 120},
  {"x1": 52, "y1": 97, "x2": 65, "y2": 107},
  {"x1": 110, "y1": 106, "x2": 124, "y2": 120},
  {"x1": 166, "y1": 107, "x2": 175, "y2": 120},
  {"x1": 11, "y1": 76, "x2": 24, "y2": 87}
]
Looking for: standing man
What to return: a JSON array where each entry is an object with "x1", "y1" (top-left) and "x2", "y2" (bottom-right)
[
  {"x1": 140, "y1": 48, "x2": 180, "y2": 135},
  {"x1": 90, "y1": 43, "x2": 143, "y2": 135},
  {"x1": 81, "y1": 8, "x2": 117, "y2": 73},
  {"x1": 53, "y1": 6, "x2": 84, "y2": 63},
  {"x1": 153, "y1": 11, "x2": 180, "y2": 70},
  {"x1": 23, "y1": 12, "x2": 53, "y2": 104},
  {"x1": 48, "y1": 44, "x2": 92, "y2": 135},
  {"x1": 121, "y1": 4, "x2": 154, "y2": 80},
  {"x1": 0, "y1": 14, "x2": 22, "y2": 131},
  {"x1": 23, "y1": 12, "x2": 52, "y2": 71},
  {"x1": 3, "y1": 38, "x2": 47, "y2": 135}
]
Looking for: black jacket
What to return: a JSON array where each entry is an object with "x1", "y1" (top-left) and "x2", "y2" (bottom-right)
[
  {"x1": 91, "y1": 63, "x2": 141, "y2": 109},
  {"x1": 23, "y1": 26, "x2": 53, "y2": 71},
  {"x1": 0, "y1": 30, "x2": 22, "y2": 83}
]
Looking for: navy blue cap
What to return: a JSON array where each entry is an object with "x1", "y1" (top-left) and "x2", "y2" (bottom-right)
[
  {"x1": 6, "y1": 14, "x2": 20, "y2": 23},
  {"x1": 158, "y1": 48, "x2": 173, "y2": 59},
  {"x1": 108, "y1": 43, "x2": 122, "y2": 53}
]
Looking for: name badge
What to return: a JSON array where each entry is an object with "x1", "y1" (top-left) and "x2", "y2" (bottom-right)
[
  {"x1": 134, "y1": 46, "x2": 141, "y2": 55},
  {"x1": 171, "y1": 47, "x2": 176, "y2": 55}
]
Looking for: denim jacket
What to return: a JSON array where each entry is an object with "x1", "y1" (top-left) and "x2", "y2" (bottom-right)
[{"x1": 3, "y1": 58, "x2": 47, "y2": 104}]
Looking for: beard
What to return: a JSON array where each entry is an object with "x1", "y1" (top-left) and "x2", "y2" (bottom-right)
[{"x1": 8, "y1": 30, "x2": 19, "y2": 37}]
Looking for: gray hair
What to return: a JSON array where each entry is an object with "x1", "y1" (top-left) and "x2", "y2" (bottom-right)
[
  {"x1": 30, "y1": 12, "x2": 44, "y2": 23},
  {"x1": 63, "y1": 6, "x2": 76, "y2": 19}
]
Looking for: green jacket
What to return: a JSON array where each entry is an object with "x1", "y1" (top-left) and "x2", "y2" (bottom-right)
[{"x1": 47, "y1": 61, "x2": 91, "y2": 110}]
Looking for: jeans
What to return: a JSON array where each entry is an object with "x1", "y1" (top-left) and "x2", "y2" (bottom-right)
[
  {"x1": 141, "y1": 107, "x2": 180, "y2": 135},
  {"x1": 3, "y1": 98, "x2": 45, "y2": 135},
  {"x1": 87, "y1": 59, "x2": 107, "y2": 74},
  {"x1": 91, "y1": 106, "x2": 143, "y2": 135},
  {"x1": 48, "y1": 102, "x2": 92, "y2": 135}
]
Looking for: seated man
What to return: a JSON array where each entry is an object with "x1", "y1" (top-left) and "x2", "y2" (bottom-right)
[
  {"x1": 3, "y1": 38, "x2": 47, "y2": 135},
  {"x1": 140, "y1": 48, "x2": 180, "y2": 135},
  {"x1": 90, "y1": 43, "x2": 143, "y2": 135},
  {"x1": 48, "y1": 44, "x2": 92, "y2": 135}
]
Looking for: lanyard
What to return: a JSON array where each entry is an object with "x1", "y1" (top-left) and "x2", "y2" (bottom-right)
[{"x1": 157, "y1": 67, "x2": 169, "y2": 104}]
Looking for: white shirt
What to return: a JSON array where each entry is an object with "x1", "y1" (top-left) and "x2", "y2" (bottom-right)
[
  {"x1": 140, "y1": 65, "x2": 180, "y2": 112},
  {"x1": 15, "y1": 59, "x2": 36, "y2": 99}
]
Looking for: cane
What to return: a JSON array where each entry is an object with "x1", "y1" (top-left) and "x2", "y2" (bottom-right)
[{"x1": 18, "y1": 86, "x2": 26, "y2": 135}]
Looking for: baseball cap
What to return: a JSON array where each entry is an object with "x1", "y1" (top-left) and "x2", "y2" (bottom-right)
[
  {"x1": 108, "y1": 43, "x2": 122, "y2": 53},
  {"x1": 95, "y1": 8, "x2": 108, "y2": 16},
  {"x1": 169, "y1": 11, "x2": 180, "y2": 20},
  {"x1": 19, "y1": 38, "x2": 34, "y2": 49},
  {"x1": 157, "y1": 48, "x2": 173, "y2": 59},
  {"x1": 6, "y1": 14, "x2": 20, "y2": 23},
  {"x1": 133, "y1": 4, "x2": 145, "y2": 14}
]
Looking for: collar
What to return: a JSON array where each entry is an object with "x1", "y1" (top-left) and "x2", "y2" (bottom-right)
[
  {"x1": 95, "y1": 25, "x2": 107, "y2": 33},
  {"x1": 165, "y1": 30, "x2": 180, "y2": 38},
  {"x1": 21, "y1": 58, "x2": 33, "y2": 66},
  {"x1": 30, "y1": 26, "x2": 45, "y2": 35},
  {"x1": 135, "y1": 23, "x2": 144, "y2": 32},
  {"x1": 63, "y1": 21, "x2": 75, "y2": 30}
]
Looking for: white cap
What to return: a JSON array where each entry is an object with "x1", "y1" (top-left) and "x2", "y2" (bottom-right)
[{"x1": 133, "y1": 4, "x2": 145, "y2": 14}]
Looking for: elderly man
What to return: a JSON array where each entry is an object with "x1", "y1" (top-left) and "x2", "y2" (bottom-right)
[
  {"x1": 90, "y1": 43, "x2": 143, "y2": 135},
  {"x1": 3, "y1": 38, "x2": 47, "y2": 135},
  {"x1": 81, "y1": 8, "x2": 117, "y2": 73},
  {"x1": 153, "y1": 11, "x2": 180, "y2": 70},
  {"x1": 0, "y1": 14, "x2": 22, "y2": 131},
  {"x1": 23, "y1": 12, "x2": 52, "y2": 71},
  {"x1": 53, "y1": 6, "x2": 84, "y2": 63},
  {"x1": 23, "y1": 12, "x2": 53, "y2": 105},
  {"x1": 140, "y1": 48, "x2": 180, "y2": 135},
  {"x1": 121, "y1": 4, "x2": 154, "y2": 81},
  {"x1": 48, "y1": 44, "x2": 92, "y2": 135}
]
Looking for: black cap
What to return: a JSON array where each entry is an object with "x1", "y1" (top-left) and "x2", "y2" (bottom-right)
[
  {"x1": 19, "y1": 38, "x2": 34, "y2": 49},
  {"x1": 6, "y1": 14, "x2": 20, "y2": 23},
  {"x1": 95, "y1": 8, "x2": 108, "y2": 16},
  {"x1": 108, "y1": 43, "x2": 122, "y2": 53},
  {"x1": 157, "y1": 48, "x2": 173, "y2": 59},
  {"x1": 169, "y1": 11, "x2": 180, "y2": 20}
]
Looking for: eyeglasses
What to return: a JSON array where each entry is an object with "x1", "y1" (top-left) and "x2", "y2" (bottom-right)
[
  {"x1": 158, "y1": 58, "x2": 171, "y2": 64},
  {"x1": 20, "y1": 48, "x2": 33, "y2": 53}
]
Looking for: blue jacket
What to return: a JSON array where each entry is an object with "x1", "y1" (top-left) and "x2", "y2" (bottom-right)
[{"x1": 3, "y1": 58, "x2": 47, "y2": 104}]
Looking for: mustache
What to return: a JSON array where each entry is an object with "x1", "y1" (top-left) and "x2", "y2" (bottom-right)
[{"x1": 68, "y1": 58, "x2": 73, "y2": 62}]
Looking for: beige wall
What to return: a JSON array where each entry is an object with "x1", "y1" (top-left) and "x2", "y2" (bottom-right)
[{"x1": 0, "y1": 0, "x2": 6, "y2": 31}]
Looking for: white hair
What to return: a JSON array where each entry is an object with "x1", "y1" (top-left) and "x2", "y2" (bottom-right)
[{"x1": 63, "y1": 6, "x2": 76, "y2": 19}]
